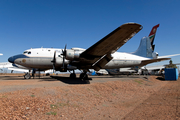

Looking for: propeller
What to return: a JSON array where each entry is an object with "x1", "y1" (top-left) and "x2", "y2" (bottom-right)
[
  {"x1": 61, "y1": 44, "x2": 67, "y2": 71},
  {"x1": 51, "y1": 51, "x2": 56, "y2": 74}
]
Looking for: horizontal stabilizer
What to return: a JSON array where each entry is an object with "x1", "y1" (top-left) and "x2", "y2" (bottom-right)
[{"x1": 140, "y1": 58, "x2": 171, "y2": 67}]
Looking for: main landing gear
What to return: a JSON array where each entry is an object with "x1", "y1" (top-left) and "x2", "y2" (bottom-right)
[
  {"x1": 80, "y1": 72, "x2": 90, "y2": 84},
  {"x1": 70, "y1": 73, "x2": 76, "y2": 78},
  {"x1": 24, "y1": 72, "x2": 31, "y2": 79},
  {"x1": 69, "y1": 70, "x2": 76, "y2": 79},
  {"x1": 69, "y1": 71, "x2": 91, "y2": 84},
  {"x1": 79, "y1": 72, "x2": 88, "y2": 80}
]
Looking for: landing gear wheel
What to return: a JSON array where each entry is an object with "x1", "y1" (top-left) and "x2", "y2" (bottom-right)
[
  {"x1": 70, "y1": 73, "x2": 76, "y2": 78},
  {"x1": 80, "y1": 73, "x2": 88, "y2": 80},
  {"x1": 80, "y1": 73, "x2": 90, "y2": 84},
  {"x1": 24, "y1": 73, "x2": 31, "y2": 79}
]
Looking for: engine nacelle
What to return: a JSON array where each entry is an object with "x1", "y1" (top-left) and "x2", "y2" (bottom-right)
[
  {"x1": 65, "y1": 49, "x2": 82, "y2": 60},
  {"x1": 55, "y1": 57, "x2": 63, "y2": 65},
  {"x1": 152, "y1": 52, "x2": 158, "y2": 59}
]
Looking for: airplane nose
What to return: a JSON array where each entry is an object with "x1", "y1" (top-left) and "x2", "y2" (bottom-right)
[
  {"x1": 8, "y1": 56, "x2": 15, "y2": 63},
  {"x1": 8, "y1": 54, "x2": 28, "y2": 64}
]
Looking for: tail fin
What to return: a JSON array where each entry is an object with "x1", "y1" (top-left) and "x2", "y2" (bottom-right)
[
  {"x1": 132, "y1": 24, "x2": 159, "y2": 58},
  {"x1": 148, "y1": 24, "x2": 160, "y2": 51}
]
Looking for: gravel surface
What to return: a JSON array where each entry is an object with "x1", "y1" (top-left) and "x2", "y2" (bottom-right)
[{"x1": 0, "y1": 74, "x2": 179, "y2": 119}]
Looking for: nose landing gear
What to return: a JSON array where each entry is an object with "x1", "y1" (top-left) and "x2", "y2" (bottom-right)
[{"x1": 24, "y1": 73, "x2": 31, "y2": 79}]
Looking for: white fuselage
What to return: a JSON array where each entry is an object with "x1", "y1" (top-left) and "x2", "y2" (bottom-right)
[
  {"x1": 105, "y1": 52, "x2": 149, "y2": 68},
  {"x1": 8, "y1": 48, "x2": 151, "y2": 71}
]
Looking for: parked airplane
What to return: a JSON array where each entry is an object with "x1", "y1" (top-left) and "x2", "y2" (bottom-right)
[
  {"x1": 0, "y1": 62, "x2": 29, "y2": 73},
  {"x1": 8, "y1": 23, "x2": 173, "y2": 80},
  {"x1": 8, "y1": 23, "x2": 142, "y2": 79},
  {"x1": 8, "y1": 23, "x2": 175, "y2": 80}
]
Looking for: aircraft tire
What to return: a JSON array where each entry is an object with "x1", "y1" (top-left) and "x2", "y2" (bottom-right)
[
  {"x1": 70, "y1": 73, "x2": 76, "y2": 78},
  {"x1": 80, "y1": 73, "x2": 88, "y2": 80}
]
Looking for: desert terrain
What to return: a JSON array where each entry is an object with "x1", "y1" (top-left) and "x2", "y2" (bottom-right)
[{"x1": 0, "y1": 74, "x2": 179, "y2": 120}]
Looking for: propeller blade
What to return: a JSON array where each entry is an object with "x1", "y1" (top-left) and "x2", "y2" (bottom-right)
[
  {"x1": 61, "y1": 44, "x2": 67, "y2": 70},
  {"x1": 51, "y1": 51, "x2": 56, "y2": 74},
  {"x1": 61, "y1": 44, "x2": 67, "y2": 56}
]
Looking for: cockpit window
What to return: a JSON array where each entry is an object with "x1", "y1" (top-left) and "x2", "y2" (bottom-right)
[
  {"x1": 23, "y1": 51, "x2": 31, "y2": 54},
  {"x1": 23, "y1": 51, "x2": 28, "y2": 54}
]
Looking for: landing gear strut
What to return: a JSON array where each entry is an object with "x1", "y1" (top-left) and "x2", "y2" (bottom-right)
[
  {"x1": 24, "y1": 73, "x2": 31, "y2": 79},
  {"x1": 68, "y1": 70, "x2": 91, "y2": 84},
  {"x1": 69, "y1": 70, "x2": 76, "y2": 78}
]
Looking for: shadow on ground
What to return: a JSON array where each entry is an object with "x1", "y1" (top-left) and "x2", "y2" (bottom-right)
[
  {"x1": 42, "y1": 76, "x2": 91, "y2": 84},
  {"x1": 156, "y1": 76, "x2": 165, "y2": 81}
]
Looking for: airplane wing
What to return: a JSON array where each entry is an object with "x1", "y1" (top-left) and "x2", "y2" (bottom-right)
[
  {"x1": 140, "y1": 58, "x2": 171, "y2": 67},
  {"x1": 79, "y1": 23, "x2": 142, "y2": 71}
]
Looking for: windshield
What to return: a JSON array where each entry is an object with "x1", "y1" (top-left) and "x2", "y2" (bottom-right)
[
  {"x1": 23, "y1": 51, "x2": 31, "y2": 54},
  {"x1": 23, "y1": 51, "x2": 28, "y2": 54}
]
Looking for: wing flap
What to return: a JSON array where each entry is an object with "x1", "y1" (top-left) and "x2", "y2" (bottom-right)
[{"x1": 92, "y1": 54, "x2": 113, "y2": 71}]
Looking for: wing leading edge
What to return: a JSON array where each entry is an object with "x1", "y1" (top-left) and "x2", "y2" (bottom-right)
[{"x1": 79, "y1": 23, "x2": 143, "y2": 71}]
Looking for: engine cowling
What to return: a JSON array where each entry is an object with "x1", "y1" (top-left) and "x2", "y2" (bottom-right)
[
  {"x1": 65, "y1": 49, "x2": 83, "y2": 60},
  {"x1": 55, "y1": 57, "x2": 63, "y2": 65}
]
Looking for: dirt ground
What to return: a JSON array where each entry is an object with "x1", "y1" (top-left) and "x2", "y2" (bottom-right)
[{"x1": 0, "y1": 74, "x2": 180, "y2": 120}]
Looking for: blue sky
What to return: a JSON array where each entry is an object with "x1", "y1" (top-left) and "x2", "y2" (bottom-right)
[{"x1": 0, "y1": 0, "x2": 180, "y2": 66}]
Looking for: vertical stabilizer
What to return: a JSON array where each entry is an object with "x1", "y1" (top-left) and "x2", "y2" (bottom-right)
[
  {"x1": 132, "y1": 37, "x2": 153, "y2": 58},
  {"x1": 132, "y1": 24, "x2": 159, "y2": 58},
  {"x1": 148, "y1": 24, "x2": 159, "y2": 51}
]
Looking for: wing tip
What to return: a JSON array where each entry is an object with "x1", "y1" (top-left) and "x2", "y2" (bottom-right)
[{"x1": 120, "y1": 22, "x2": 143, "y2": 31}]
